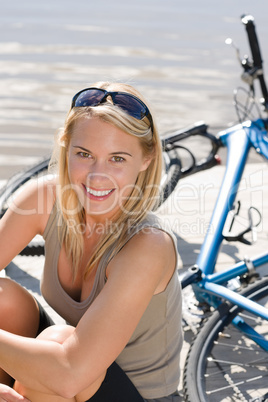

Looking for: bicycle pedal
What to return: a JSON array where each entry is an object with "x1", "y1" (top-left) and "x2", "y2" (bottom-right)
[{"x1": 218, "y1": 332, "x2": 231, "y2": 339}]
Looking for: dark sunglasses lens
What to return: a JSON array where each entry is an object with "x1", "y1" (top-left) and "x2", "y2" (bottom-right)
[
  {"x1": 73, "y1": 89, "x2": 105, "y2": 107},
  {"x1": 113, "y1": 94, "x2": 147, "y2": 119}
]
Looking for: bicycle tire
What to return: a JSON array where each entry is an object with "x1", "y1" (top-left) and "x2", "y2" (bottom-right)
[
  {"x1": 0, "y1": 158, "x2": 50, "y2": 256},
  {"x1": 183, "y1": 276, "x2": 268, "y2": 402},
  {"x1": 0, "y1": 148, "x2": 182, "y2": 217},
  {"x1": 160, "y1": 148, "x2": 182, "y2": 203},
  {"x1": 0, "y1": 157, "x2": 50, "y2": 218},
  {"x1": 0, "y1": 148, "x2": 182, "y2": 256}
]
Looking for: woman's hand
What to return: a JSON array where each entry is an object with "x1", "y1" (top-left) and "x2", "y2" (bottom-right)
[{"x1": 0, "y1": 384, "x2": 30, "y2": 401}]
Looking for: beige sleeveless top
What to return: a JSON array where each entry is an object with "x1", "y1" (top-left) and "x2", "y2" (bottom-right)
[{"x1": 41, "y1": 205, "x2": 183, "y2": 399}]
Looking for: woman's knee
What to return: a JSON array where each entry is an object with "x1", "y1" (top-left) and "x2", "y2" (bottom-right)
[
  {"x1": 14, "y1": 326, "x2": 77, "y2": 400},
  {"x1": 0, "y1": 278, "x2": 39, "y2": 336},
  {"x1": 36, "y1": 325, "x2": 107, "y2": 402}
]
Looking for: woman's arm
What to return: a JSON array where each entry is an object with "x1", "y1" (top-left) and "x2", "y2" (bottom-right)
[
  {"x1": 0, "y1": 178, "x2": 55, "y2": 271},
  {"x1": 0, "y1": 229, "x2": 176, "y2": 399}
]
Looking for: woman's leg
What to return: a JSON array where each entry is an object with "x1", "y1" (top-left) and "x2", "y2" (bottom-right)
[
  {"x1": 15, "y1": 325, "x2": 143, "y2": 402},
  {"x1": 14, "y1": 325, "x2": 106, "y2": 402},
  {"x1": 0, "y1": 278, "x2": 40, "y2": 385},
  {"x1": 14, "y1": 325, "x2": 76, "y2": 401}
]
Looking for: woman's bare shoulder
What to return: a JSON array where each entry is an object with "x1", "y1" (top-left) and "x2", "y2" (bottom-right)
[
  {"x1": 35, "y1": 176, "x2": 58, "y2": 232},
  {"x1": 6, "y1": 175, "x2": 58, "y2": 234}
]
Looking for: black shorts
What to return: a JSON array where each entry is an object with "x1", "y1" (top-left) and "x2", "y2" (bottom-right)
[
  {"x1": 87, "y1": 362, "x2": 144, "y2": 402},
  {"x1": 36, "y1": 303, "x2": 144, "y2": 401},
  {"x1": 36, "y1": 300, "x2": 55, "y2": 336}
]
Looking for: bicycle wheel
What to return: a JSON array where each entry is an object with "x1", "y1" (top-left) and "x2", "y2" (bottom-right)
[
  {"x1": 0, "y1": 157, "x2": 51, "y2": 256},
  {"x1": 0, "y1": 147, "x2": 182, "y2": 256},
  {"x1": 183, "y1": 276, "x2": 268, "y2": 402},
  {"x1": 0, "y1": 157, "x2": 51, "y2": 218},
  {"x1": 0, "y1": 149, "x2": 181, "y2": 215},
  {"x1": 160, "y1": 148, "x2": 182, "y2": 203}
]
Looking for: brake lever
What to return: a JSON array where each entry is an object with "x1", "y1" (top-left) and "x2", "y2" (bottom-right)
[
  {"x1": 225, "y1": 37, "x2": 241, "y2": 65},
  {"x1": 225, "y1": 37, "x2": 262, "y2": 87}
]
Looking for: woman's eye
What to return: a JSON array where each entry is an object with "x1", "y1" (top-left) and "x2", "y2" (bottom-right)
[
  {"x1": 111, "y1": 156, "x2": 125, "y2": 163},
  {"x1": 78, "y1": 152, "x2": 91, "y2": 158}
]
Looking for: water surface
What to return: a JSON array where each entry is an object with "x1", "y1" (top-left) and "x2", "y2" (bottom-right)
[{"x1": 0, "y1": 0, "x2": 267, "y2": 176}]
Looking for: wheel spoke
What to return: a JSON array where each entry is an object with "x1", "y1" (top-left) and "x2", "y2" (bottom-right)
[{"x1": 206, "y1": 375, "x2": 264, "y2": 395}]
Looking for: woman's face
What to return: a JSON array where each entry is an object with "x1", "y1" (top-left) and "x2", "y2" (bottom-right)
[{"x1": 67, "y1": 117, "x2": 151, "y2": 220}]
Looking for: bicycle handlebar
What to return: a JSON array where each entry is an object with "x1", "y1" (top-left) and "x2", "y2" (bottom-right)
[
  {"x1": 242, "y1": 15, "x2": 262, "y2": 67},
  {"x1": 241, "y1": 14, "x2": 268, "y2": 110},
  {"x1": 162, "y1": 122, "x2": 209, "y2": 146},
  {"x1": 162, "y1": 122, "x2": 222, "y2": 178}
]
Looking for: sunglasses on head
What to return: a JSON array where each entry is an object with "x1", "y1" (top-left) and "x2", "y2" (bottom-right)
[{"x1": 71, "y1": 87, "x2": 153, "y2": 129}]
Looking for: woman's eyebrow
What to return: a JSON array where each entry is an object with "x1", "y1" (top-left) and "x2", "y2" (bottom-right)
[
  {"x1": 110, "y1": 151, "x2": 133, "y2": 157},
  {"x1": 73, "y1": 146, "x2": 132, "y2": 157},
  {"x1": 73, "y1": 145, "x2": 91, "y2": 152}
]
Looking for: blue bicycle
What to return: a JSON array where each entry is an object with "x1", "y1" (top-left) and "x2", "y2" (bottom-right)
[{"x1": 173, "y1": 15, "x2": 268, "y2": 401}]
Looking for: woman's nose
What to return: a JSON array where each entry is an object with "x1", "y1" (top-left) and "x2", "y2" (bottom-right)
[
  {"x1": 86, "y1": 163, "x2": 114, "y2": 188},
  {"x1": 86, "y1": 160, "x2": 117, "y2": 188},
  {"x1": 87, "y1": 172, "x2": 109, "y2": 185},
  {"x1": 88, "y1": 159, "x2": 107, "y2": 175}
]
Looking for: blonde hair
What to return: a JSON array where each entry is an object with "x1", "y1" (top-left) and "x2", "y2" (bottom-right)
[{"x1": 52, "y1": 82, "x2": 162, "y2": 280}]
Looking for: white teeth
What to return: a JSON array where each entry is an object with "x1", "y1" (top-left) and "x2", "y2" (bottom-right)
[{"x1": 85, "y1": 186, "x2": 112, "y2": 197}]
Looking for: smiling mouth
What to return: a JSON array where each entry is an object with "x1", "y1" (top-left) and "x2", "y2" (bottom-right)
[{"x1": 84, "y1": 185, "x2": 114, "y2": 197}]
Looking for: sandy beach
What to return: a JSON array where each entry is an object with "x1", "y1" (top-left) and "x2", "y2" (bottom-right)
[{"x1": 1, "y1": 0, "x2": 268, "y2": 179}]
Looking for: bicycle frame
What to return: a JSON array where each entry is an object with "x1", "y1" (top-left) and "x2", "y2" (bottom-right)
[
  {"x1": 196, "y1": 119, "x2": 268, "y2": 274},
  {"x1": 189, "y1": 118, "x2": 268, "y2": 349},
  {"x1": 183, "y1": 15, "x2": 268, "y2": 400}
]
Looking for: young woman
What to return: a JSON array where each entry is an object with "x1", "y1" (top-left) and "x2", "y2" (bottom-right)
[{"x1": 0, "y1": 82, "x2": 183, "y2": 401}]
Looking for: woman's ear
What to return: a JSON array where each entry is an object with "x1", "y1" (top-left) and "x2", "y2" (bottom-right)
[{"x1": 140, "y1": 155, "x2": 153, "y2": 172}]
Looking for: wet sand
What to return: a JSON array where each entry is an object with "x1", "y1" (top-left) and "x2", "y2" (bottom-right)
[{"x1": 1, "y1": 0, "x2": 268, "y2": 178}]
